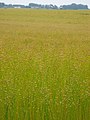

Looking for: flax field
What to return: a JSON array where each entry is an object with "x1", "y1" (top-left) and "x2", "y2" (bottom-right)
[{"x1": 0, "y1": 9, "x2": 90, "y2": 120}]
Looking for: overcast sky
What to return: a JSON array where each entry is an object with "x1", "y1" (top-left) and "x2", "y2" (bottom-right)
[{"x1": 0, "y1": 0, "x2": 90, "y2": 8}]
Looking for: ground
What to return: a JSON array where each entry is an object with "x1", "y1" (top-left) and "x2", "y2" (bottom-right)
[{"x1": 0, "y1": 9, "x2": 90, "y2": 120}]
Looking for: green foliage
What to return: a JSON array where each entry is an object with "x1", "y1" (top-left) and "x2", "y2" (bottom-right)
[{"x1": 0, "y1": 9, "x2": 90, "y2": 120}]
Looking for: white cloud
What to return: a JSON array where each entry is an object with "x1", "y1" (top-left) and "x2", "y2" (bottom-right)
[{"x1": 0, "y1": 0, "x2": 90, "y2": 7}]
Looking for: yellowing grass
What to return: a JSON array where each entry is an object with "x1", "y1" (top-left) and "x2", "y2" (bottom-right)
[{"x1": 0, "y1": 9, "x2": 90, "y2": 120}]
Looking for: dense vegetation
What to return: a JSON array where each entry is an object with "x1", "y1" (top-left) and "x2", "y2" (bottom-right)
[
  {"x1": 0, "y1": 9, "x2": 90, "y2": 120},
  {"x1": 0, "y1": 2, "x2": 89, "y2": 9}
]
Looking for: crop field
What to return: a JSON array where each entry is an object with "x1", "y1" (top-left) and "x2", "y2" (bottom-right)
[{"x1": 0, "y1": 9, "x2": 90, "y2": 120}]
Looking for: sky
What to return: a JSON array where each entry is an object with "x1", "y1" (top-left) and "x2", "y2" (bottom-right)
[{"x1": 0, "y1": 0, "x2": 90, "y2": 8}]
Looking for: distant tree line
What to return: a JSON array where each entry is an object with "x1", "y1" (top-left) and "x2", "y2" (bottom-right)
[
  {"x1": 60, "y1": 3, "x2": 88, "y2": 10},
  {"x1": 0, "y1": 2, "x2": 89, "y2": 9}
]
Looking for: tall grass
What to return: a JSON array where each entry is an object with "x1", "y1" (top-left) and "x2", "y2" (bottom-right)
[{"x1": 0, "y1": 9, "x2": 90, "y2": 120}]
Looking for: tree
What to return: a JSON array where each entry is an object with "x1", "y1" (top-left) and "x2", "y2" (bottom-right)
[{"x1": 0, "y1": 2, "x2": 5, "y2": 8}]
